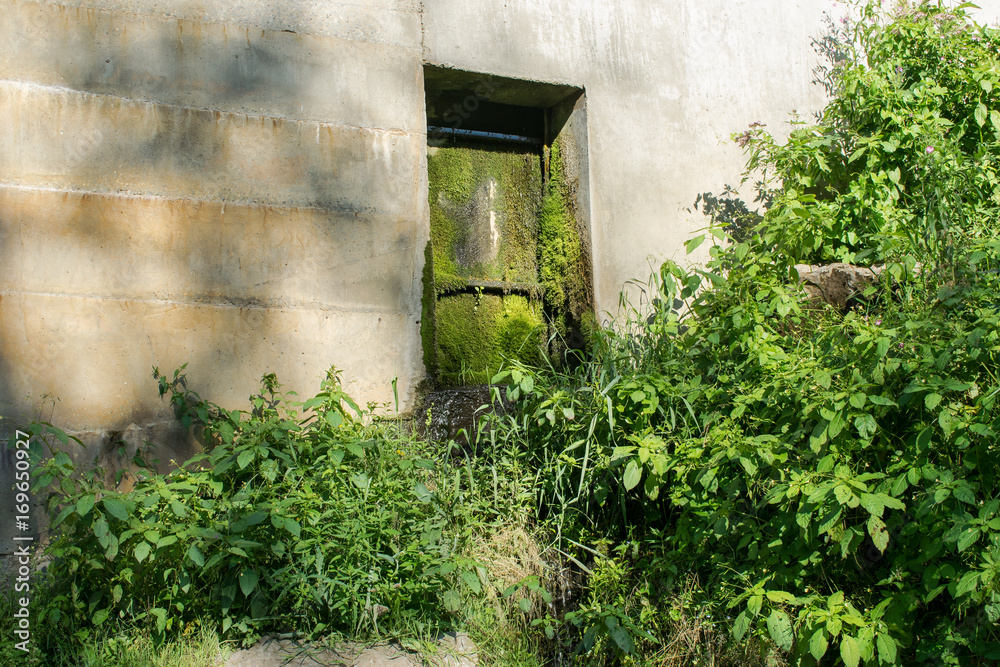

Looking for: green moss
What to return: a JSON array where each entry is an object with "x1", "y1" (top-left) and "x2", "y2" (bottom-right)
[
  {"x1": 422, "y1": 137, "x2": 594, "y2": 387},
  {"x1": 538, "y1": 139, "x2": 592, "y2": 348},
  {"x1": 420, "y1": 240, "x2": 438, "y2": 379},
  {"x1": 427, "y1": 143, "x2": 542, "y2": 285},
  {"x1": 434, "y1": 293, "x2": 544, "y2": 387}
]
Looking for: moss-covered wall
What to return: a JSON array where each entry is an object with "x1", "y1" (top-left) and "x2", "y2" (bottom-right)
[
  {"x1": 424, "y1": 135, "x2": 593, "y2": 387},
  {"x1": 427, "y1": 142, "x2": 543, "y2": 289},
  {"x1": 539, "y1": 138, "x2": 594, "y2": 353},
  {"x1": 435, "y1": 292, "x2": 545, "y2": 386}
]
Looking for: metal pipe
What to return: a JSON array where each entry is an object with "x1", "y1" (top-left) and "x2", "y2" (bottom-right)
[{"x1": 427, "y1": 125, "x2": 543, "y2": 145}]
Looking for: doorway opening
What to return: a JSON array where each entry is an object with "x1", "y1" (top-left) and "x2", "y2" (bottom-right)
[{"x1": 422, "y1": 66, "x2": 594, "y2": 388}]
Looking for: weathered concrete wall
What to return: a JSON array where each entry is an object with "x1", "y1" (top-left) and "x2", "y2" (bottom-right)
[
  {"x1": 421, "y1": 0, "x2": 840, "y2": 314},
  {"x1": 0, "y1": 0, "x2": 427, "y2": 419},
  {"x1": 421, "y1": 0, "x2": 1000, "y2": 314},
  {"x1": 0, "y1": 0, "x2": 428, "y2": 552}
]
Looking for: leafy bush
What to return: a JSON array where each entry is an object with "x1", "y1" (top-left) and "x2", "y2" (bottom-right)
[
  {"x1": 491, "y1": 2, "x2": 1000, "y2": 665},
  {"x1": 29, "y1": 367, "x2": 490, "y2": 651}
]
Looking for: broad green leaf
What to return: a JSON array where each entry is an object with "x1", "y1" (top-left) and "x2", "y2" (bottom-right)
[
  {"x1": 170, "y1": 500, "x2": 188, "y2": 518},
  {"x1": 975, "y1": 102, "x2": 987, "y2": 127},
  {"x1": 133, "y1": 541, "x2": 151, "y2": 563},
  {"x1": 237, "y1": 449, "x2": 254, "y2": 469},
  {"x1": 828, "y1": 411, "x2": 845, "y2": 438},
  {"x1": 94, "y1": 515, "x2": 110, "y2": 540},
  {"x1": 957, "y1": 528, "x2": 979, "y2": 552},
  {"x1": 953, "y1": 485, "x2": 975, "y2": 505},
  {"x1": 52, "y1": 505, "x2": 75, "y2": 530},
  {"x1": 150, "y1": 607, "x2": 167, "y2": 633},
  {"x1": 834, "y1": 484, "x2": 853, "y2": 505},
  {"x1": 283, "y1": 517, "x2": 301, "y2": 538},
  {"x1": 413, "y1": 482, "x2": 432, "y2": 503},
  {"x1": 876, "y1": 633, "x2": 897, "y2": 663},
  {"x1": 767, "y1": 610, "x2": 794, "y2": 651},
  {"x1": 608, "y1": 623, "x2": 635, "y2": 654},
  {"x1": 444, "y1": 590, "x2": 462, "y2": 612},
  {"x1": 187, "y1": 544, "x2": 205, "y2": 567},
  {"x1": 92, "y1": 608, "x2": 109, "y2": 626},
  {"x1": 102, "y1": 498, "x2": 129, "y2": 522},
  {"x1": 155, "y1": 535, "x2": 178, "y2": 549},
  {"x1": 868, "y1": 395, "x2": 897, "y2": 407},
  {"x1": 76, "y1": 495, "x2": 95, "y2": 518},
  {"x1": 891, "y1": 474, "x2": 909, "y2": 496},
  {"x1": 218, "y1": 422, "x2": 235, "y2": 444},
  {"x1": 840, "y1": 635, "x2": 861, "y2": 667},
  {"x1": 925, "y1": 393, "x2": 943, "y2": 410},
  {"x1": 623, "y1": 460, "x2": 642, "y2": 491},
  {"x1": 685, "y1": 234, "x2": 706, "y2": 254},
  {"x1": 239, "y1": 568, "x2": 258, "y2": 597},
  {"x1": 855, "y1": 414, "x2": 877, "y2": 440},
  {"x1": 733, "y1": 611, "x2": 751, "y2": 640},
  {"x1": 460, "y1": 570, "x2": 482, "y2": 594},
  {"x1": 766, "y1": 590, "x2": 796, "y2": 604},
  {"x1": 810, "y1": 629, "x2": 829, "y2": 661},
  {"x1": 860, "y1": 493, "x2": 884, "y2": 518},
  {"x1": 868, "y1": 516, "x2": 889, "y2": 553}
]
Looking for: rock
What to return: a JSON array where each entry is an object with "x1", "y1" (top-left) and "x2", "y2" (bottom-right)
[
  {"x1": 224, "y1": 633, "x2": 479, "y2": 667},
  {"x1": 430, "y1": 632, "x2": 479, "y2": 667},
  {"x1": 224, "y1": 638, "x2": 418, "y2": 667},
  {"x1": 794, "y1": 263, "x2": 883, "y2": 309},
  {"x1": 352, "y1": 646, "x2": 420, "y2": 667}
]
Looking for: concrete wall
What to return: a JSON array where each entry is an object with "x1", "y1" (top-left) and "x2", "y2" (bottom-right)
[
  {"x1": 9, "y1": 0, "x2": 994, "y2": 551},
  {"x1": 0, "y1": 0, "x2": 428, "y2": 429},
  {"x1": 421, "y1": 0, "x2": 841, "y2": 312},
  {"x1": 0, "y1": 0, "x2": 429, "y2": 550}
]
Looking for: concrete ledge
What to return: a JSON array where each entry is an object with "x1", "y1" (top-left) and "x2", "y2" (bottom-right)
[
  {"x1": 3, "y1": 0, "x2": 424, "y2": 132},
  {"x1": 0, "y1": 81, "x2": 423, "y2": 215},
  {"x1": 0, "y1": 186, "x2": 419, "y2": 312}
]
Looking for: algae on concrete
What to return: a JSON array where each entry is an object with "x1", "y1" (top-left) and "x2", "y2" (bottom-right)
[
  {"x1": 434, "y1": 292, "x2": 544, "y2": 386},
  {"x1": 538, "y1": 138, "x2": 592, "y2": 352},
  {"x1": 427, "y1": 142, "x2": 543, "y2": 289},
  {"x1": 424, "y1": 136, "x2": 592, "y2": 387}
]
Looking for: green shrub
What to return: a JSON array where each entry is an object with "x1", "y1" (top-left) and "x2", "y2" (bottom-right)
[
  {"x1": 491, "y1": 2, "x2": 1000, "y2": 665},
  {"x1": 28, "y1": 367, "x2": 488, "y2": 650}
]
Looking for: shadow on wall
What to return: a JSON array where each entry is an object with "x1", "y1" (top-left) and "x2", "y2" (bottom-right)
[
  {"x1": 690, "y1": 186, "x2": 763, "y2": 243},
  {"x1": 0, "y1": 2, "x2": 420, "y2": 472}
]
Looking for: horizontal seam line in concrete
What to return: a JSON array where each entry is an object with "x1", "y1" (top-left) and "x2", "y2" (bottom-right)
[
  {"x1": 23, "y1": 0, "x2": 424, "y2": 53},
  {"x1": 1, "y1": 79, "x2": 425, "y2": 138},
  {"x1": 0, "y1": 183, "x2": 415, "y2": 218},
  {"x1": 60, "y1": 419, "x2": 178, "y2": 437},
  {"x1": 1, "y1": 290, "x2": 409, "y2": 316}
]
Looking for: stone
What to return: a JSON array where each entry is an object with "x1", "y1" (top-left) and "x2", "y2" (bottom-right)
[
  {"x1": 794, "y1": 263, "x2": 884, "y2": 310},
  {"x1": 223, "y1": 634, "x2": 479, "y2": 667},
  {"x1": 430, "y1": 632, "x2": 479, "y2": 667}
]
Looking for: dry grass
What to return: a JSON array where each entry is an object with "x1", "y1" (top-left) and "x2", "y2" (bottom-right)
[
  {"x1": 630, "y1": 579, "x2": 788, "y2": 667},
  {"x1": 470, "y1": 525, "x2": 550, "y2": 614}
]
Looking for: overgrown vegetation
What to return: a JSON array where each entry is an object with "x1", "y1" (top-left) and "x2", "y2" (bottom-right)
[
  {"x1": 486, "y1": 2, "x2": 1000, "y2": 665},
  {"x1": 6, "y1": 2, "x2": 999, "y2": 666},
  {"x1": 5, "y1": 367, "x2": 549, "y2": 665}
]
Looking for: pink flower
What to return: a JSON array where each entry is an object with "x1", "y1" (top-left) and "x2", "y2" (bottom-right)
[{"x1": 925, "y1": 146, "x2": 935, "y2": 154}]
